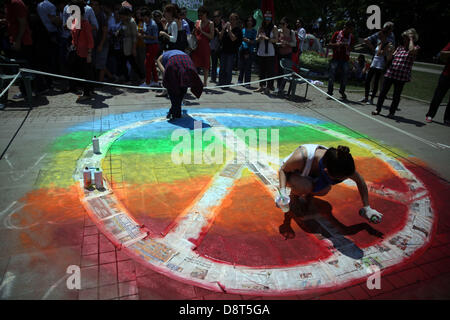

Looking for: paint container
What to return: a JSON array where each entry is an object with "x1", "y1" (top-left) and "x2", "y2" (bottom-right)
[
  {"x1": 83, "y1": 167, "x2": 92, "y2": 189},
  {"x1": 94, "y1": 168, "x2": 103, "y2": 189},
  {"x1": 92, "y1": 136, "x2": 100, "y2": 154},
  {"x1": 276, "y1": 195, "x2": 290, "y2": 213}
]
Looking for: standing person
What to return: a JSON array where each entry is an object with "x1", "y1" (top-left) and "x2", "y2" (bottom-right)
[
  {"x1": 326, "y1": 21, "x2": 355, "y2": 100},
  {"x1": 139, "y1": 9, "x2": 159, "y2": 87},
  {"x1": 254, "y1": 11, "x2": 278, "y2": 94},
  {"x1": 152, "y1": 9, "x2": 164, "y2": 55},
  {"x1": 159, "y1": 3, "x2": 183, "y2": 51},
  {"x1": 209, "y1": 10, "x2": 222, "y2": 83},
  {"x1": 190, "y1": 6, "x2": 213, "y2": 87},
  {"x1": 295, "y1": 18, "x2": 306, "y2": 58},
  {"x1": 36, "y1": 0, "x2": 63, "y2": 90},
  {"x1": 90, "y1": 0, "x2": 109, "y2": 82},
  {"x1": 180, "y1": 7, "x2": 194, "y2": 32},
  {"x1": 360, "y1": 31, "x2": 393, "y2": 104},
  {"x1": 238, "y1": 16, "x2": 256, "y2": 87},
  {"x1": 68, "y1": 0, "x2": 94, "y2": 102},
  {"x1": 425, "y1": 42, "x2": 450, "y2": 124},
  {"x1": 218, "y1": 13, "x2": 242, "y2": 86},
  {"x1": 364, "y1": 22, "x2": 395, "y2": 53},
  {"x1": 135, "y1": 7, "x2": 147, "y2": 78},
  {"x1": 275, "y1": 17, "x2": 296, "y2": 95},
  {"x1": 156, "y1": 49, "x2": 203, "y2": 119},
  {"x1": 118, "y1": 6, "x2": 144, "y2": 82},
  {"x1": 372, "y1": 28, "x2": 420, "y2": 117},
  {"x1": 107, "y1": 4, "x2": 122, "y2": 81},
  {"x1": 4, "y1": 0, "x2": 33, "y2": 98}
]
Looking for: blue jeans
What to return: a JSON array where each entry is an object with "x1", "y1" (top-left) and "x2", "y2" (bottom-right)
[
  {"x1": 327, "y1": 60, "x2": 349, "y2": 95},
  {"x1": 219, "y1": 53, "x2": 236, "y2": 85}
]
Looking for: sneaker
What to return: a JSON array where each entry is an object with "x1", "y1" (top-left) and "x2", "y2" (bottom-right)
[
  {"x1": 359, "y1": 97, "x2": 368, "y2": 103},
  {"x1": 340, "y1": 92, "x2": 347, "y2": 100},
  {"x1": 13, "y1": 92, "x2": 24, "y2": 99},
  {"x1": 139, "y1": 83, "x2": 151, "y2": 88},
  {"x1": 254, "y1": 87, "x2": 264, "y2": 93},
  {"x1": 425, "y1": 116, "x2": 432, "y2": 123},
  {"x1": 368, "y1": 98, "x2": 374, "y2": 105},
  {"x1": 149, "y1": 81, "x2": 159, "y2": 87}
]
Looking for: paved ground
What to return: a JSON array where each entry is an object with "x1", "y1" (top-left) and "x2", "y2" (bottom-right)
[{"x1": 0, "y1": 74, "x2": 449, "y2": 300}]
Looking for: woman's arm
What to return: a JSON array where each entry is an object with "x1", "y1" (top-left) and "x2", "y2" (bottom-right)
[
  {"x1": 156, "y1": 54, "x2": 165, "y2": 74},
  {"x1": 349, "y1": 171, "x2": 369, "y2": 207},
  {"x1": 278, "y1": 148, "x2": 306, "y2": 191}
]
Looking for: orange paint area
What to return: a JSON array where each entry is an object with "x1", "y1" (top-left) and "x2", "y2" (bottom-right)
[
  {"x1": 354, "y1": 156, "x2": 408, "y2": 192},
  {"x1": 113, "y1": 175, "x2": 215, "y2": 237},
  {"x1": 194, "y1": 174, "x2": 332, "y2": 267},
  {"x1": 8, "y1": 185, "x2": 84, "y2": 252}
]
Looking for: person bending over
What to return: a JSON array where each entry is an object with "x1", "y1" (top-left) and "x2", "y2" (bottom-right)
[{"x1": 277, "y1": 144, "x2": 382, "y2": 239}]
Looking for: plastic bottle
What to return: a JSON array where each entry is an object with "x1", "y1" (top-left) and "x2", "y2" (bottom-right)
[
  {"x1": 278, "y1": 196, "x2": 290, "y2": 213},
  {"x1": 92, "y1": 136, "x2": 100, "y2": 154},
  {"x1": 94, "y1": 168, "x2": 103, "y2": 189},
  {"x1": 83, "y1": 167, "x2": 92, "y2": 189},
  {"x1": 359, "y1": 207, "x2": 381, "y2": 223}
]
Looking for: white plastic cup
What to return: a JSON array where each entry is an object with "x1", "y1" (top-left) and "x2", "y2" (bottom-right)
[{"x1": 276, "y1": 196, "x2": 290, "y2": 213}]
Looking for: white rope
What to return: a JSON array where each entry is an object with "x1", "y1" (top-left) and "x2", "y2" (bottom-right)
[
  {"x1": 19, "y1": 67, "x2": 291, "y2": 91},
  {"x1": 0, "y1": 71, "x2": 22, "y2": 98},
  {"x1": 293, "y1": 72, "x2": 443, "y2": 150}
]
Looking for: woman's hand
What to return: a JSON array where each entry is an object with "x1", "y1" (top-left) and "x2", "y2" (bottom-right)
[{"x1": 86, "y1": 53, "x2": 92, "y2": 64}]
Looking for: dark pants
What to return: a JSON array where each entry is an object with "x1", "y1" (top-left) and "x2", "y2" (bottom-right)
[
  {"x1": 327, "y1": 59, "x2": 349, "y2": 95},
  {"x1": 376, "y1": 77, "x2": 405, "y2": 114},
  {"x1": 210, "y1": 49, "x2": 220, "y2": 82},
  {"x1": 119, "y1": 53, "x2": 144, "y2": 81},
  {"x1": 277, "y1": 53, "x2": 292, "y2": 91},
  {"x1": 238, "y1": 51, "x2": 253, "y2": 84},
  {"x1": 365, "y1": 67, "x2": 383, "y2": 99},
  {"x1": 168, "y1": 87, "x2": 187, "y2": 117},
  {"x1": 258, "y1": 55, "x2": 275, "y2": 89},
  {"x1": 219, "y1": 52, "x2": 236, "y2": 85},
  {"x1": 69, "y1": 55, "x2": 94, "y2": 96},
  {"x1": 426, "y1": 73, "x2": 450, "y2": 121}
]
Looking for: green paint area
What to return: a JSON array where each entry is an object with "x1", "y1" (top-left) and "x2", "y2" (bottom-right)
[{"x1": 49, "y1": 131, "x2": 94, "y2": 152}]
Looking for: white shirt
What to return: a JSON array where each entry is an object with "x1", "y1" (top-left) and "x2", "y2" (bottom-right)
[
  {"x1": 167, "y1": 21, "x2": 178, "y2": 43},
  {"x1": 371, "y1": 45, "x2": 385, "y2": 69},
  {"x1": 257, "y1": 30, "x2": 275, "y2": 57},
  {"x1": 297, "y1": 27, "x2": 306, "y2": 51}
]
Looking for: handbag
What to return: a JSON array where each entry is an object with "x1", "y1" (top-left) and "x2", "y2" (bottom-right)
[{"x1": 187, "y1": 33, "x2": 198, "y2": 51}]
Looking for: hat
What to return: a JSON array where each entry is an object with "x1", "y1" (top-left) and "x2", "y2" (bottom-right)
[{"x1": 153, "y1": 10, "x2": 162, "y2": 17}]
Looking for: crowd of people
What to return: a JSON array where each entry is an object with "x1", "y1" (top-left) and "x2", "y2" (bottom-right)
[{"x1": 1, "y1": 0, "x2": 449, "y2": 124}]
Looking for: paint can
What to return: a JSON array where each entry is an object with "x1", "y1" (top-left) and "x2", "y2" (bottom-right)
[
  {"x1": 83, "y1": 167, "x2": 92, "y2": 189},
  {"x1": 92, "y1": 136, "x2": 100, "y2": 154},
  {"x1": 94, "y1": 168, "x2": 103, "y2": 189}
]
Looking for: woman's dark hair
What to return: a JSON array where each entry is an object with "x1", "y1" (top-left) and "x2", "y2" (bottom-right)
[
  {"x1": 322, "y1": 145, "x2": 355, "y2": 178},
  {"x1": 141, "y1": 9, "x2": 151, "y2": 17},
  {"x1": 164, "y1": 3, "x2": 180, "y2": 19},
  {"x1": 118, "y1": 6, "x2": 132, "y2": 16},
  {"x1": 197, "y1": 5, "x2": 208, "y2": 16},
  {"x1": 280, "y1": 17, "x2": 289, "y2": 28},
  {"x1": 246, "y1": 16, "x2": 256, "y2": 28}
]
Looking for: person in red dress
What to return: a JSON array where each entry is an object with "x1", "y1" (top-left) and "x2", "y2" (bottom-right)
[{"x1": 190, "y1": 6, "x2": 214, "y2": 86}]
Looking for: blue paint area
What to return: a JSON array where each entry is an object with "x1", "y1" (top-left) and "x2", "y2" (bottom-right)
[
  {"x1": 67, "y1": 108, "x2": 325, "y2": 133},
  {"x1": 210, "y1": 116, "x2": 294, "y2": 128},
  {"x1": 118, "y1": 116, "x2": 211, "y2": 140}
]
